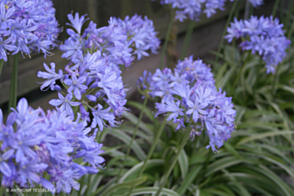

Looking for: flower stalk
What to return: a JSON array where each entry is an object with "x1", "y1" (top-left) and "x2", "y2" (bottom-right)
[
  {"x1": 127, "y1": 118, "x2": 167, "y2": 196},
  {"x1": 180, "y1": 21, "x2": 196, "y2": 60},
  {"x1": 8, "y1": 53, "x2": 19, "y2": 112},
  {"x1": 0, "y1": 60, "x2": 4, "y2": 77},
  {"x1": 160, "y1": 11, "x2": 175, "y2": 69},
  {"x1": 155, "y1": 126, "x2": 191, "y2": 196},
  {"x1": 117, "y1": 97, "x2": 148, "y2": 182}
]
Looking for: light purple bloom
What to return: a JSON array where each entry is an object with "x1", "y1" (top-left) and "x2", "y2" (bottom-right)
[
  {"x1": 159, "y1": 0, "x2": 227, "y2": 21},
  {"x1": 0, "y1": 98, "x2": 105, "y2": 192},
  {"x1": 0, "y1": 0, "x2": 60, "y2": 61},
  {"x1": 91, "y1": 104, "x2": 117, "y2": 131},
  {"x1": 138, "y1": 56, "x2": 236, "y2": 152},
  {"x1": 64, "y1": 74, "x2": 87, "y2": 100},
  {"x1": 49, "y1": 93, "x2": 80, "y2": 117},
  {"x1": 226, "y1": 16, "x2": 291, "y2": 74},
  {"x1": 37, "y1": 63, "x2": 63, "y2": 91}
]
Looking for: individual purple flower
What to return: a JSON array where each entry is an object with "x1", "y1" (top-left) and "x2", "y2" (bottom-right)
[
  {"x1": 60, "y1": 37, "x2": 83, "y2": 62},
  {"x1": 138, "y1": 56, "x2": 236, "y2": 151},
  {"x1": 91, "y1": 104, "x2": 117, "y2": 130},
  {"x1": 0, "y1": 36, "x2": 17, "y2": 61},
  {"x1": 37, "y1": 62, "x2": 63, "y2": 91},
  {"x1": 74, "y1": 143, "x2": 105, "y2": 168},
  {"x1": 18, "y1": 159, "x2": 48, "y2": 187},
  {"x1": 49, "y1": 93, "x2": 80, "y2": 117},
  {"x1": 186, "y1": 97, "x2": 209, "y2": 123},
  {"x1": 64, "y1": 74, "x2": 87, "y2": 100},
  {"x1": 67, "y1": 12, "x2": 88, "y2": 35},
  {"x1": 0, "y1": 149, "x2": 14, "y2": 177},
  {"x1": 225, "y1": 16, "x2": 291, "y2": 74},
  {"x1": 155, "y1": 96, "x2": 184, "y2": 123},
  {"x1": 13, "y1": 132, "x2": 44, "y2": 163}
]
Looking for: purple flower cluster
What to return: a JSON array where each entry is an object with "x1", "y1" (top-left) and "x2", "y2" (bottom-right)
[
  {"x1": 158, "y1": 0, "x2": 264, "y2": 22},
  {"x1": 230, "y1": 0, "x2": 263, "y2": 7},
  {"x1": 0, "y1": 98, "x2": 104, "y2": 193},
  {"x1": 0, "y1": 0, "x2": 60, "y2": 61},
  {"x1": 225, "y1": 16, "x2": 291, "y2": 74},
  {"x1": 138, "y1": 56, "x2": 236, "y2": 152},
  {"x1": 159, "y1": 0, "x2": 228, "y2": 21},
  {"x1": 38, "y1": 13, "x2": 159, "y2": 131},
  {"x1": 59, "y1": 13, "x2": 159, "y2": 67},
  {"x1": 247, "y1": 0, "x2": 263, "y2": 7},
  {"x1": 109, "y1": 15, "x2": 160, "y2": 60}
]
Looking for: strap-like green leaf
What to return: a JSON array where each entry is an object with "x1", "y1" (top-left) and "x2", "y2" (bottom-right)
[
  {"x1": 237, "y1": 130, "x2": 294, "y2": 145},
  {"x1": 95, "y1": 177, "x2": 147, "y2": 196},
  {"x1": 176, "y1": 166, "x2": 202, "y2": 195},
  {"x1": 129, "y1": 187, "x2": 180, "y2": 196},
  {"x1": 123, "y1": 111, "x2": 153, "y2": 135},
  {"x1": 119, "y1": 159, "x2": 164, "y2": 183},
  {"x1": 109, "y1": 129, "x2": 146, "y2": 161},
  {"x1": 178, "y1": 149, "x2": 188, "y2": 179},
  {"x1": 127, "y1": 101, "x2": 154, "y2": 122}
]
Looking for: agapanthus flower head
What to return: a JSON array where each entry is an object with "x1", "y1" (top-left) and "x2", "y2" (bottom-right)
[
  {"x1": 225, "y1": 15, "x2": 291, "y2": 74},
  {"x1": 230, "y1": 0, "x2": 263, "y2": 7},
  {"x1": 138, "y1": 56, "x2": 236, "y2": 152},
  {"x1": 108, "y1": 14, "x2": 160, "y2": 60},
  {"x1": 39, "y1": 13, "x2": 159, "y2": 131},
  {"x1": 158, "y1": 0, "x2": 264, "y2": 22},
  {"x1": 247, "y1": 0, "x2": 263, "y2": 7},
  {"x1": 0, "y1": 98, "x2": 104, "y2": 193},
  {"x1": 0, "y1": 0, "x2": 60, "y2": 61},
  {"x1": 60, "y1": 12, "x2": 159, "y2": 66},
  {"x1": 158, "y1": 0, "x2": 227, "y2": 21}
]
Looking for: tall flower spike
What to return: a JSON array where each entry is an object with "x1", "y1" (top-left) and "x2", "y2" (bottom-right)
[{"x1": 138, "y1": 56, "x2": 236, "y2": 152}]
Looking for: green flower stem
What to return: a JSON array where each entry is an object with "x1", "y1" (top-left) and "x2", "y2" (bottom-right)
[
  {"x1": 271, "y1": 63, "x2": 280, "y2": 95},
  {"x1": 286, "y1": 0, "x2": 294, "y2": 39},
  {"x1": 116, "y1": 98, "x2": 148, "y2": 183},
  {"x1": 159, "y1": 10, "x2": 175, "y2": 69},
  {"x1": 155, "y1": 127, "x2": 191, "y2": 196},
  {"x1": 214, "y1": 0, "x2": 238, "y2": 64},
  {"x1": 127, "y1": 118, "x2": 167, "y2": 196},
  {"x1": 244, "y1": 0, "x2": 251, "y2": 19},
  {"x1": 272, "y1": 0, "x2": 280, "y2": 17},
  {"x1": 232, "y1": 63, "x2": 244, "y2": 92},
  {"x1": 138, "y1": 118, "x2": 166, "y2": 177},
  {"x1": 8, "y1": 53, "x2": 19, "y2": 113},
  {"x1": 288, "y1": 22, "x2": 294, "y2": 39},
  {"x1": 180, "y1": 20, "x2": 196, "y2": 60},
  {"x1": 253, "y1": 58, "x2": 262, "y2": 93},
  {"x1": 285, "y1": 0, "x2": 294, "y2": 36},
  {"x1": 0, "y1": 59, "x2": 4, "y2": 77},
  {"x1": 231, "y1": 52, "x2": 250, "y2": 94}
]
